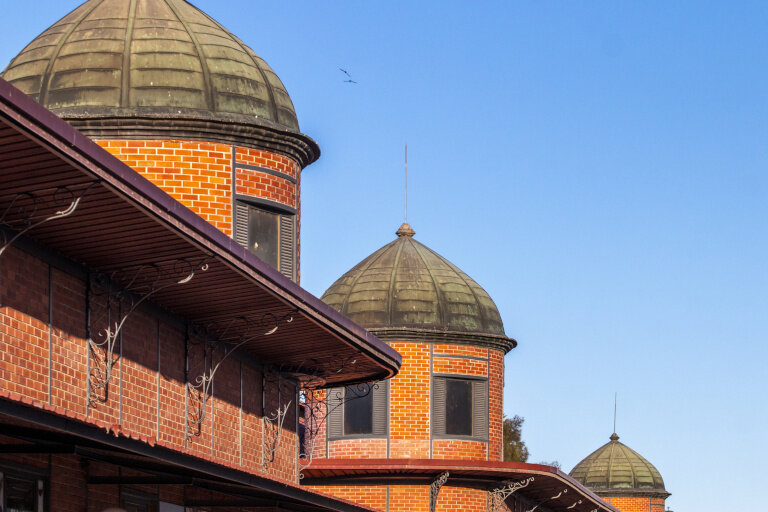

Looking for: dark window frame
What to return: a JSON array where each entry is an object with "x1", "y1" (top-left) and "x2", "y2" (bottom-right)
[
  {"x1": 234, "y1": 198, "x2": 296, "y2": 281},
  {"x1": 0, "y1": 460, "x2": 49, "y2": 512},
  {"x1": 327, "y1": 380, "x2": 389, "y2": 440},
  {"x1": 121, "y1": 488, "x2": 159, "y2": 512},
  {"x1": 431, "y1": 374, "x2": 489, "y2": 441}
]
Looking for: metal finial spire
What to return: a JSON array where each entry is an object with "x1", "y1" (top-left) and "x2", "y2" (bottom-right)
[
  {"x1": 613, "y1": 392, "x2": 617, "y2": 434},
  {"x1": 404, "y1": 143, "x2": 408, "y2": 223},
  {"x1": 396, "y1": 143, "x2": 415, "y2": 238}
]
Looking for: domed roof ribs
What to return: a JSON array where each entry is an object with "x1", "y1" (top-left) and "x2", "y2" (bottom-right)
[
  {"x1": 166, "y1": 0, "x2": 215, "y2": 110},
  {"x1": 411, "y1": 239, "x2": 446, "y2": 328},
  {"x1": 386, "y1": 240, "x2": 406, "y2": 327},
  {"x1": 440, "y1": 250, "x2": 490, "y2": 332},
  {"x1": 121, "y1": 0, "x2": 138, "y2": 107},
  {"x1": 607, "y1": 440, "x2": 616, "y2": 488},
  {"x1": 39, "y1": 0, "x2": 106, "y2": 106},
  {"x1": 620, "y1": 443, "x2": 639, "y2": 490},
  {"x1": 339, "y1": 240, "x2": 396, "y2": 317},
  {"x1": 198, "y1": 8, "x2": 280, "y2": 122}
]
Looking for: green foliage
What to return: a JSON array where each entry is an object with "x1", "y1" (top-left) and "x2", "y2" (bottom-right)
[{"x1": 503, "y1": 414, "x2": 529, "y2": 462}]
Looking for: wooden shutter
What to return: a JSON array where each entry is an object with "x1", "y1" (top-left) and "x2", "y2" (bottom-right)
[
  {"x1": 279, "y1": 214, "x2": 295, "y2": 280},
  {"x1": 235, "y1": 202, "x2": 248, "y2": 248},
  {"x1": 432, "y1": 377, "x2": 446, "y2": 436},
  {"x1": 327, "y1": 387, "x2": 343, "y2": 439},
  {"x1": 372, "y1": 380, "x2": 389, "y2": 436},
  {"x1": 472, "y1": 380, "x2": 488, "y2": 440}
]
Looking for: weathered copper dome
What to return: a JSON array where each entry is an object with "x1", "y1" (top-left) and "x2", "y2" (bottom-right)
[
  {"x1": 1, "y1": 0, "x2": 318, "y2": 164},
  {"x1": 569, "y1": 433, "x2": 670, "y2": 498},
  {"x1": 321, "y1": 223, "x2": 516, "y2": 352}
]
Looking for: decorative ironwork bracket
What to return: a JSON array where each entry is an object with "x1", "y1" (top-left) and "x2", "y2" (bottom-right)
[
  {"x1": 184, "y1": 311, "x2": 295, "y2": 446},
  {"x1": 523, "y1": 488, "x2": 568, "y2": 512},
  {"x1": 297, "y1": 379, "x2": 378, "y2": 477},
  {"x1": 430, "y1": 471, "x2": 450, "y2": 512},
  {"x1": 487, "y1": 477, "x2": 534, "y2": 512},
  {"x1": 262, "y1": 400, "x2": 292, "y2": 471},
  {"x1": 88, "y1": 258, "x2": 208, "y2": 406},
  {"x1": 0, "y1": 182, "x2": 98, "y2": 258}
]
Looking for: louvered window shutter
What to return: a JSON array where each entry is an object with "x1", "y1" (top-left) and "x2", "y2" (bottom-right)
[
  {"x1": 235, "y1": 202, "x2": 248, "y2": 248},
  {"x1": 327, "y1": 387, "x2": 343, "y2": 439},
  {"x1": 432, "y1": 378, "x2": 446, "y2": 436},
  {"x1": 472, "y1": 380, "x2": 488, "y2": 440},
  {"x1": 279, "y1": 214, "x2": 295, "y2": 280},
  {"x1": 372, "y1": 381, "x2": 389, "y2": 436}
]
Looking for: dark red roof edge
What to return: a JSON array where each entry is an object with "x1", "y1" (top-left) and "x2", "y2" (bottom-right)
[
  {"x1": 305, "y1": 459, "x2": 621, "y2": 512},
  {"x1": 0, "y1": 77, "x2": 401, "y2": 381}
]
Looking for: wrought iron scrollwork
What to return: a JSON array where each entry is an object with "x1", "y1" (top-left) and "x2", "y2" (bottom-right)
[
  {"x1": 567, "y1": 499, "x2": 583, "y2": 509},
  {"x1": 487, "y1": 477, "x2": 534, "y2": 512},
  {"x1": 297, "y1": 377, "x2": 378, "y2": 477},
  {"x1": 262, "y1": 400, "x2": 292, "y2": 470},
  {"x1": 0, "y1": 182, "x2": 98, "y2": 258},
  {"x1": 184, "y1": 310, "x2": 295, "y2": 446},
  {"x1": 88, "y1": 258, "x2": 208, "y2": 406},
  {"x1": 430, "y1": 471, "x2": 450, "y2": 512},
  {"x1": 523, "y1": 488, "x2": 568, "y2": 512}
]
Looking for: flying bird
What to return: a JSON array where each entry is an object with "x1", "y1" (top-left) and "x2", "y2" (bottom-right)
[{"x1": 339, "y1": 68, "x2": 357, "y2": 84}]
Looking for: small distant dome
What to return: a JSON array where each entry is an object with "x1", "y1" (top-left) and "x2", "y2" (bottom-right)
[
  {"x1": 1, "y1": 0, "x2": 318, "y2": 164},
  {"x1": 569, "y1": 433, "x2": 670, "y2": 498},
  {"x1": 321, "y1": 224, "x2": 516, "y2": 352}
]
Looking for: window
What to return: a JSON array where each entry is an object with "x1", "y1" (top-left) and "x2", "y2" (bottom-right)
[
  {"x1": 432, "y1": 376, "x2": 488, "y2": 440},
  {"x1": 121, "y1": 489, "x2": 157, "y2": 512},
  {"x1": 0, "y1": 466, "x2": 46, "y2": 512},
  {"x1": 235, "y1": 201, "x2": 296, "y2": 280},
  {"x1": 327, "y1": 381, "x2": 388, "y2": 439}
]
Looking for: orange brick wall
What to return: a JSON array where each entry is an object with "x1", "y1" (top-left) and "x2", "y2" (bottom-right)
[
  {"x1": 328, "y1": 438, "x2": 388, "y2": 459},
  {"x1": 96, "y1": 139, "x2": 302, "y2": 279},
  {"x1": 389, "y1": 341, "x2": 431, "y2": 458},
  {"x1": 0, "y1": 244, "x2": 299, "y2": 484},
  {"x1": 603, "y1": 496, "x2": 667, "y2": 512},
  {"x1": 309, "y1": 484, "x2": 388, "y2": 511},
  {"x1": 322, "y1": 341, "x2": 505, "y2": 461},
  {"x1": 315, "y1": 340, "x2": 507, "y2": 510}
]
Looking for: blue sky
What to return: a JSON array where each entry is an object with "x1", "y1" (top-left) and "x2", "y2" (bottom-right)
[{"x1": 2, "y1": 2, "x2": 766, "y2": 511}]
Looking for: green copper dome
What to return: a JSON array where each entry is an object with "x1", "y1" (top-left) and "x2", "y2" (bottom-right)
[
  {"x1": 2, "y1": 0, "x2": 299, "y2": 131},
  {"x1": 321, "y1": 223, "x2": 516, "y2": 352},
  {"x1": 569, "y1": 433, "x2": 670, "y2": 498}
]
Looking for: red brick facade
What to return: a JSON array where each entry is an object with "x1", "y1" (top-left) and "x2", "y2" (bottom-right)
[{"x1": 0, "y1": 243, "x2": 301, "y2": 507}]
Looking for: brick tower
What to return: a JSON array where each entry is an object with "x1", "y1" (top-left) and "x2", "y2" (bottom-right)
[
  {"x1": 305, "y1": 222, "x2": 517, "y2": 511},
  {"x1": 1, "y1": 0, "x2": 318, "y2": 281},
  {"x1": 569, "y1": 433, "x2": 671, "y2": 512}
]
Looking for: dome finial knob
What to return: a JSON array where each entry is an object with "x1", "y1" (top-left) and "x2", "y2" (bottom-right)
[
  {"x1": 610, "y1": 432, "x2": 620, "y2": 441},
  {"x1": 396, "y1": 222, "x2": 415, "y2": 237}
]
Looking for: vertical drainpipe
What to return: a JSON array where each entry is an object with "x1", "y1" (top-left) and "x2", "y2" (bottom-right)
[
  {"x1": 85, "y1": 271, "x2": 91, "y2": 418},
  {"x1": 429, "y1": 342, "x2": 434, "y2": 459},
  {"x1": 156, "y1": 320, "x2": 161, "y2": 438},
  {"x1": 48, "y1": 264, "x2": 52, "y2": 405}
]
